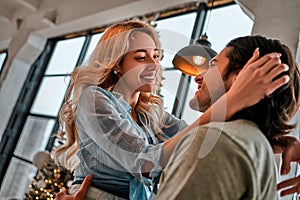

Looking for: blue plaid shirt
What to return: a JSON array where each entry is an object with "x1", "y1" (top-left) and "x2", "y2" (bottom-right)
[{"x1": 73, "y1": 86, "x2": 187, "y2": 200}]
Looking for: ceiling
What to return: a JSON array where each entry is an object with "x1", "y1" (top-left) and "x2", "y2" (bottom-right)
[
  {"x1": 0, "y1": 0, "x2": 140, "y2": 40},
  {"x1": 0, "y1": 0, "x2": 233, "y2": 48}
]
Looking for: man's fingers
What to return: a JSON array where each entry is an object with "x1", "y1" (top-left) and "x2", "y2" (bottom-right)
[
  {"x1": 277, "y1": 135, "x2": 299, "y2": 145},
  {"x1": 280, "y1": 182, "x2": 300, "y2": 197},
  {"x1": 280, "y1": 161, "x2": 291, "y2": 175},
  {"x1": 276, "y1": 136, "x2": 300, "y2": 175},
  {"x1": 56, "y1": 190, "x2": 68, "y2": 199},
  {"x1": 75, "y1": 190, "x2": 88, "y2": 199},
  {"x1": 281, "y1": 146, "x2": 293, "y2": 175},
  {"x1": 280, "y1": 186, "x2": 300, "y2": 197},
  {"x1": 81, "y1": 174, "x2": 92, "y2": 190},
  {"x1": 55, "y1": 176, "x2": 92, "y2": 200},
  {"x1": 75, "y1": 174, "x2": 93, "y2": 198},
  {"x1": 278, "y1": 176, "x2": 300, "y2": 190}
]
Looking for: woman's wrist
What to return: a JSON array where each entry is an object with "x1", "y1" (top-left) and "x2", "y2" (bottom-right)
[{"x1": 224, "y1": 91, "x2": 245, "y2": 120}]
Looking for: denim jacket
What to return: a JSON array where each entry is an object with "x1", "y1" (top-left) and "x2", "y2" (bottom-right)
[{"x1": 73, "y1": 86, "x2": 187, "y2": 200}]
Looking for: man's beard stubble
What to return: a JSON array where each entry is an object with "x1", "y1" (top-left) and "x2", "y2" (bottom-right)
[{"x1": 189, "y1": 95, "x2": 210, "y2": 113}]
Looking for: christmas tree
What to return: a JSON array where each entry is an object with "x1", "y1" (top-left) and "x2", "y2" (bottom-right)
[{"x1": 25, "y1": 151, "x2": 73, "y2": 200}]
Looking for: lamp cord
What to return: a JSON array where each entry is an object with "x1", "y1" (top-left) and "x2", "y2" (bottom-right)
[{"x1": 203, "y1": 0, "x2": 214, "y2": 36}]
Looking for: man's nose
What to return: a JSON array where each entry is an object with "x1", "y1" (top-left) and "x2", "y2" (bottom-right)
[{"x1": 194, "y1": 74, "x2": 203, "y2": 83}]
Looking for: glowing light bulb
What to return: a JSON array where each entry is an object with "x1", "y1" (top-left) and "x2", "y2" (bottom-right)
[{"x1": 192, "y1": 56, "x2": 206, "y2": 65}]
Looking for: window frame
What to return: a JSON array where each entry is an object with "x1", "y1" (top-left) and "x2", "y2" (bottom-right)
[{"x1": 0, "y1": 50, "x2": 8, "y2": 77}]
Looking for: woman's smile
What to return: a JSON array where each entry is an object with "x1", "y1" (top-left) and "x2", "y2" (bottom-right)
[{"x1": 140, "y1": 72, "x2": 156, "y2": 84}]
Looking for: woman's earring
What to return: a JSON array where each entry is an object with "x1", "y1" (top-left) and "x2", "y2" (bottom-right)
[{"x1": 114, "y1": 70, "x2": 118, "y2": 75}]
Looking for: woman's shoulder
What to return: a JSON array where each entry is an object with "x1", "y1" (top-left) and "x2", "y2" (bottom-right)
[
  {"x1": 80, "y1": 85, "x2": 127, "y2": 106},
  {"x1": 78, "y1": 86, "x2": 114, "y2": 107},
  {"x1": 82, "y1": 85, "x2": 106, "y2": 94},
  {"x1": 81, "y1": 85, "x2": 113, "y2": 99}
]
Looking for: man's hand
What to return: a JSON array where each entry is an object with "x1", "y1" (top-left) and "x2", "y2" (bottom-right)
[
  {"x1": 56, "y1": 174, "x2": 92, "y2": 200},
  {"x1": 277, "y1": 175, "x2": 300, "y2": 197},
  {"x1": 273, "y1": 135, "x2": 300, "y2": 174},
  {"x1": 274, "y1": 136, "x2": 300, "y2": 197}
]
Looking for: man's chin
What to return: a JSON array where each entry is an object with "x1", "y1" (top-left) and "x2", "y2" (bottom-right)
[{"x1": 189, "y1": 97, "x2": 209, "y2": 112}]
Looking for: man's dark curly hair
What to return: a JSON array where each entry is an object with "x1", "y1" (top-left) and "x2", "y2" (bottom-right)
[{"x1": 225, "y1": 35, "x2": 300, "y2": 143}]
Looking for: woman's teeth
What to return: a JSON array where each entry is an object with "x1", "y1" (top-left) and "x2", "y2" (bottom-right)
[{"x1": 143, "y1": 76, "x2": 155, "y2": 80}]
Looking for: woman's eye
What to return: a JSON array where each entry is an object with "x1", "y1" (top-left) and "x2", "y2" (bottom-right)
[
  {"x1": 153, "y1": 55, "x2": 160, "y2": 60},
  {"x1": 136, "y1": 56, "x2": 146, "y2": 61}
]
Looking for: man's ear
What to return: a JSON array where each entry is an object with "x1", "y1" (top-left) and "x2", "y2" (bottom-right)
[
  {"x1": 230, "y1": 73, "x2": 239, "y2": 86},
  {"x1": 232, "y1": 74, "x2": 238, "y2": 82}
]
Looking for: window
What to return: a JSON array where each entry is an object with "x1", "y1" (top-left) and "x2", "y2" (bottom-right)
[
  {"x1": 82, "y1": 33, "x2": 103, "y2": 65},
  {"x1": 32, "y1": 37, "x2": 86, "y2": 116},
  {"x1": 156, "y1": 12, "x2": 197, "y2": 113},
  {"x1": 0, "y1": 36, "x2": 88, "y2": 197}
]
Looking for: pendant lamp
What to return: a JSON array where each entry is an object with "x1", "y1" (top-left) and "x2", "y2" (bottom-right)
[
  {"x1": 172, "y1": 1, "x2": 217, "y2": 76},
  {"x1": 172, "y1": 34, "x2": 217, "y2": 76}
]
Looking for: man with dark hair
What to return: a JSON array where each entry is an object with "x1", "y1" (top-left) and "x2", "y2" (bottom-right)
[{"x1": 155, "y1": 35, "x2": 300, "y2": 199}]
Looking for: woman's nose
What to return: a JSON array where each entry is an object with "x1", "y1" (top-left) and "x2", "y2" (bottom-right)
[
  {"x1": 149, "y1": 56, "x2": 159, "y2": 64},
  {"x1": 146, "y1": 58, "x2": 160, "y2": 70}
]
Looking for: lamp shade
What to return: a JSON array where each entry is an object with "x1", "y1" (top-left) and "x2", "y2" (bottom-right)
[{"x1": 172, "y1": 36, "x2": 217, "y2": 76}]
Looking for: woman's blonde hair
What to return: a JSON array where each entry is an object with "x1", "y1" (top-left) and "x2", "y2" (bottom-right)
[{"x1": 53, "y1": 20, "x2": 166, "y2": 168}]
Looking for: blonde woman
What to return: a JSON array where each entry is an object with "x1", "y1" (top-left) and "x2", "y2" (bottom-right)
[{"x1": 54, "y1": 21, "x2": 289, "y2": 200}]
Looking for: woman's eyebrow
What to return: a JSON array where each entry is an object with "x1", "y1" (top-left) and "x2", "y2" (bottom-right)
[
  {"x1": 133, "y1": 48, "x2": 159, "y2": 53},
  {"x1": 134, "y1": 49, "x2": 146, "y2": 53}
]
